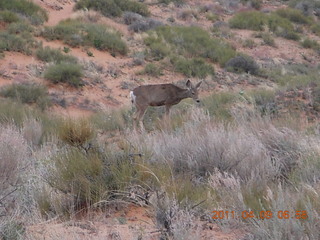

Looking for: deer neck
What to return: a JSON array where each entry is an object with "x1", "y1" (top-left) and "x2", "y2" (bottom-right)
[{"x1": 177, "y1": 88, "x2": 191, "y2": 100}]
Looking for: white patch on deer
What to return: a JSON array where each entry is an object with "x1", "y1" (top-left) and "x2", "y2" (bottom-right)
[{"x1": 130, "y1": 91, "x2": 136, "y2": 104}]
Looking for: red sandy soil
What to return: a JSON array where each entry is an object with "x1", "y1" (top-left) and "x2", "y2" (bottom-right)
[{"x1": 27, "y1": 204, "x2": 246, "y2": 240}]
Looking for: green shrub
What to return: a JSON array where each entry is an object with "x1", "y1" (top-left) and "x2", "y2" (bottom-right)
[
  {"x1": 0, "y1": 0, "x2": 48, "y2": 25},
  {"x1": 44, "y1": 63, "x2": 84, "y2": 87},
  {"x1": 0, "y1": 83, "x2": 51, "y2": 109},
  {"x1": 249, "y1": 89, "x2": 277, "y2": 116},
  {"x1": 147, "y1": 41, "x2": 170, "y2": 61},
  {"x1": 301, "y1": 38, "x2": 320, "y2": 49},
  {"x1": 158, "y1": 0, "x2": 185, "y2": 6},
  {"x1": 48, "y1": 148, "x2": 106, "y2": 209},
  {"x1": 42, "y1": 20, "x2": 128, "y2": 55},
  {"x1": 275, "y1": 7, "x2": 312, "y2": 25},
  {"x1": 229, "y1": 11, "x2": 266, "y2": 31},
  {"x1": 242, "y1": 39, "x2": 256, "y2": 48},
  {"x1": 268, "y1": 13, "x2": 300, "y2": 40},
  {"x1": 0, "y1": 10, "x2": 19, "y2": 23},
  {"x1": 146, "y1": 26, "x2": 236, "y2": 66},
  {"x1": 143, "y1": 63, "x2": 162, "y2": 77},
  {"x1": 311, "y1": 23, "x2": 320, "y2": 36},
  {"x1": 172, "y1": 57, "x2": 214, "y2": 78},
  {"x1": 0, "y1": 31, "x2": 35, "y2": 55},
  {"x1": 202, "y1": 92, "x2": 237, "y2": 121},
  {"x1": 74, "y1": 0, "x2": 149, "y2": 17},
  {"x1": 36, "y1": 46, "x2": 77, "y2": 63},
  {"x1": 261, "y1": 32, "x2": 276, "y2": 47},
  {"x1": 7, "y1": 22, "x2": 33, "y2": 34},
  {"x1": 229, "y1": 11, "x2": 300, "y2": 41}
]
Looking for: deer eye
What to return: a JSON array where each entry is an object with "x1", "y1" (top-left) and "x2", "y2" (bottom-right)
[{"x1": 191, "y1": 92, "x2": 195, "y2": 95}]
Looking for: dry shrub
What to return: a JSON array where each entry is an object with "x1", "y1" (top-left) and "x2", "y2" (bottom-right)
[
  {"x1": 22, "y1": 118, "x2": 43, "y2": 146},
  {"x1": 154, "y1": 196, "x2": 200, "y2": 239},
  {"x1": 58, "y1": 118, "x2": 95, "y2": 149},
  {"x1": 129, "y1": 109, "x2": 307, "y2": 182},
  {"x1": 0, "y1": 125, "x2": 29, "y2": 216}
]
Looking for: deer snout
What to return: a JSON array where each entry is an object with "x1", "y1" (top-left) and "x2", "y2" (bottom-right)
[{"x1": 196, "y1": 99, "x2": 200, "y2": 103}]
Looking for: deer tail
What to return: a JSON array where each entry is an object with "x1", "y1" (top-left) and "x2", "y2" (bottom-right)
[{"x1": 129, "y1": 91, "x2": 136, "y2": 105}]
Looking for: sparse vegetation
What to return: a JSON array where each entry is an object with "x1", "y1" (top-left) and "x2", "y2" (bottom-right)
[
  {"x1": 0, "y1": 83, "x2": 51, "y2": 110},
  {"x1": 41, "y1": 19, "x2": 128, "y2": 55},
  {"x1": 229, "y1": 11, "x2": 266, "y2": 31},
  {"x1": 36, "y1": 46, "x2": 77, "y2": 63},
  {"x1": 275, "y1": 7, "x2": 312, "y2": 25},
  {"x1": 229, "y1": 10, "x2": 302, "y2": 40},
  {"x1": 171, "y1": 56, "x2": 214, "y2": 78},
  {"x1": 0, "y1": 25, "x2": 36, "y2": 55},
  {"x1": 301, "y1": 37, "x2": 320, "y2": 49},
  {"x1": 142, "y1": 63, "x2": 162, "y2": 77},
  {"x1": 145, "y1": 25, "x2": 236, "y2": 66},
  {"x1": 74, "y1": 0, "x2": 150, "y2": 17},
  {"x1": 0, "y1": 0, "x2": 48, "y2": 25},
  {"x1": 44, "y1": 63, "x2": 84, "y2": 87}
]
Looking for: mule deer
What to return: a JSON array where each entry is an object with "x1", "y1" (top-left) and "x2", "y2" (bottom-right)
[{"x1": 130, "y1": 80, "x2": 202, "y2": 128}]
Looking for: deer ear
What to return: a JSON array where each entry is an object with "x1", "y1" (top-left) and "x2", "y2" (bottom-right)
[
  {"x1": 186, "y1": 79, "x2": 192, "y2": 89},
  {"x1": 196, "y1": 81, "x2": 202, "y2": 89}
]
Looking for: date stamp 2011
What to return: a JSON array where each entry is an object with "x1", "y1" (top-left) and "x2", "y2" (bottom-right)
[{"x1": 211, "y1": 210, "x2": 308, "y2": 220}]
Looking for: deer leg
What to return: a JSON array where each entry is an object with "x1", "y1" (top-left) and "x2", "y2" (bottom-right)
[
  {"x1": 165, "y1": 105, "x2": 171, "y2": 117},
  {"x1": 135, "y1": 105, "x2": 148, "y2": 130}
]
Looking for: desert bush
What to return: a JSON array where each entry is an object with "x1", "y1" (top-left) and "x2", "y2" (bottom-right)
[
  {"x1": 266, "y1": 63, "x2": 319, "y2": 88},
  {"x1": 47, "y1": 148, "x2": 106, "y2": 210},
  {"x1": 124, "y1": 12, "x2": 163, "y2": 33},
  {"x1": 128, "y1": 18, "x2": 163, "y2": 33},
  {"x1": 0, "y1": 0, "x2": 48, "y2": 25},
  {"x1": 249, "y1": 89, "x2": 277, "y2": 116},
  {"x1": 158, "y1": 0, "x2": 185, "y2": 6},
  {"x1": 290, "y1": 0, "x2": 320, "y2": 17},
  {"x1": 0, "y1": 83, "x2": 51, "y2": 110},
  {"x1": 202, "y1": 92, "x2": 238, "y2": 121},
  {"x1": 225, "y1": 55, "x2": 260, "y2": 75},
  {"x1": 0, "y1": 125, "x2": 29, "y2": 218},
  {"x1": 42, "y1": 19, "x2": 128, "y2": 55},
  {"x1": 260, "y1": 32, "x2": 276, "y2": 47},
  {"x1": 312, "y1": 86, "x2": 320, "y2": 111},
  {"x1": 0, "y1": 10, "x2": 19, "y2": 23},
  {"x1": 146, "y1": 26, "x2": 236, "y2": 66},
  {"x1": 129, "y1": 111, "x2": 306, "y2": 182},
  {"x1": 171, "y1": 56, "x2": 214, "y2": 78},
  {"x1": 0, "y1": 220, "x2": 25, "y2": 240},
  {"x1": 44, "y1": 63, "x2": 84, "y2": 87},
  {"x1": 301, "y1": 37, "x2": 320, "y2": 49},
  {"x1": 143, "y1": 63, "x2": 162, "y2": 77},
  {"x1": 0, "y1": 31, "x2": 36, "y2": 55},
  {"x1": 242, "y1": 38, "x2": 256, "y2": 48},
  {"x1": 58, "y1": 118, "x2": 95, "y2": 149},
  {"x1": 74, "y1": 0, "x2": 150, "y2": 17},
  {"x1": 147, "y1": 41, "x2": 170, "y2": 61},
  {"x1": 275, "y1": 7, "x2": 312, "y2": 25},
  {"x1": 7, "y1": 22, "x2": 33, "y2": 34},
  {"x1": 268, "y1": 13, "x2": 300, "y2": 40},
  {"x1": 229, "y1": 11, "x2": 300, "y2": 40},
  {"x1": 311, "y1": 23, "x2": 320, "y2": 36},
  {"x1": 229, "y1": 11, "x2": 266, "y2": 31},
  {"x1": 36, "y1": 46, "x2": 77, "y2": 63}
]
